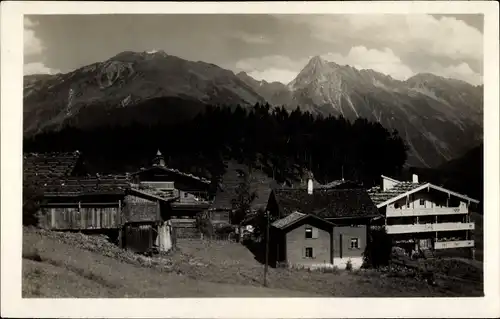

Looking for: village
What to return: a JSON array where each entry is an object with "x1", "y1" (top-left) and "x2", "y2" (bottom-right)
[{"x1": 22, "y1": 148, "x2": 484, "y2": 297}]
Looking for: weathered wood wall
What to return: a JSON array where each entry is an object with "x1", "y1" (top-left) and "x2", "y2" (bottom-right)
[
  {"x1": 38, "y1": 203, "x2": 121, "y2": 230},
  {"x1": 123, "y1": 224, "x2": 155, "y2": 253},
  {"x1": 122, "y1": 195, "x2": 160, "y2": 223},
  {"x1": 171, "y1": 218, "x2": 200, "y2": 239}
]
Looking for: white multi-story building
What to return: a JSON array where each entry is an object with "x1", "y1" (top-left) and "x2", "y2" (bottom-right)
[{"x1": 368, "y1": 174, "x2": 479, "y2": 253}]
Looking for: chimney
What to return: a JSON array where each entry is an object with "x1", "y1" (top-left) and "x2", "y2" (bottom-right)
[
  {"x1": 307, "y1": 178, "x2": 314, "y2": 195},
  {"x1": 412, "y1": 174, "x2": 419, "y2": 184}
]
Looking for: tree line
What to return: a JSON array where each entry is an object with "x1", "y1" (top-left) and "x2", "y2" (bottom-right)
[{"x1": 24, "y1": 102, "x2": 408, "y2": 187}]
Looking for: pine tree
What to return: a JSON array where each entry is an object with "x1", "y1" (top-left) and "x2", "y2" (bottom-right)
[{"x1": 230, "y1": 168, "x2": 257, "y2": 225}]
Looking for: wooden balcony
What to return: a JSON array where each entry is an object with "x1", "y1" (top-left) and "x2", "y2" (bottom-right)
[
  {"x1": 140, "y1": 181, "x2": 175, "y2": 190},
  {"x1": 386, "y1": 206, "x2": 467, "y2": 217},
  {"x1": 386, "y1": 222, "x2": 475, "y2": 234},
  {"x1": 434, "y1": 240, "x2": 474, "y2": 250}
]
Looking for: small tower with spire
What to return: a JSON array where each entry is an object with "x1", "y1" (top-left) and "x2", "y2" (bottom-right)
[{"x1": 152, "y1": 149, "x2": 166, "y2": 167}]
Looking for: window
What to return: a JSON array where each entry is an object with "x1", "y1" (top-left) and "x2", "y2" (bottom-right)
[
  {"x1": 419, "y1": 199, "x2": 425, "y2": 206},
  {"x1": 350, "y1": 238, "x2": 360, "y2": 249},
  {"x1": 305, "y1": 227, "x2": 319, "y2": 239},
  {"x1": 305, "y1": 227, "x2": 313, "y2": 239},
  {"x1": 305, "y1": 247, "x2": 314, "y2": 258},
  {"x1": 184, "y1": 192, "x2": 189, "y2": 198}
]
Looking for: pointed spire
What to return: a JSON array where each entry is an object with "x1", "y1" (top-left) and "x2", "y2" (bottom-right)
[{"x1": 153, "y1": 148, "x2": 165, "y2": 167}]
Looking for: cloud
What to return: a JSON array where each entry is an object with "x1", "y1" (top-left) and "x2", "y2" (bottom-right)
[
  {"x1": 234, "y1": 55, "x2": 309, "y2": 83},
  {"x1": 235, "y1": 46, "x2": 482, "y2": 86},
  {"x1": 322, "y1": 46, "x2": 414, "y2": 80},
  {"x1": 230, "y1": 31, "x2": 272, "y2": 44},
  {"x1": 247, "y1": 69, "x2": 298, "y2": 84},
  {"x1": 24, "y1": 18, "x2": 44, "y2": 56},
  {"x1": 24, "y1": 17, "x2": 58, "y2": 75},
  {"x1": 24, "y1": 62, "x2": 60, "y2": 76},
  {"x1": 278, "y1": 14, "x2": 483, "y2": 72},
  {"x1": 425, "y1": 62, "x2": 483, "y2": 86}
]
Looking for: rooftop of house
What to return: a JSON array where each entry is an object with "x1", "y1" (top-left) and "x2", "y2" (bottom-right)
[
  {"x1": 272, "y1": 188, "x2": 380, "y2": 219},
  {"x1": 32, "y1": 175, "x2": 131, "y2": 197},
  {"x1": 133, "y1": 165, "x2": 211, "y2": 185},
  {"x1": 272, "y1": 211, "x2": 336, "y2": 230},
  {"x1": 367, "y1": 174, "x2": 480, "y2": 207},
  {"x1": 271, "y1": 211, "x2": 306, "y2": 229},
  {"x1": 320, "y1": 179, "x2": 361, "y2": 189},
  {"x1": 23, "y1": 151, "x2": 82, "y2": 183},
  {"x1": 367, "y1": 181, "x2": 425, "y2": 206}
]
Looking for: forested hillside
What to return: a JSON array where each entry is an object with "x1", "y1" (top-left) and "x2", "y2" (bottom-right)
[{"x1": 24, "y1": 103, "x2": 408, "y2": 187}]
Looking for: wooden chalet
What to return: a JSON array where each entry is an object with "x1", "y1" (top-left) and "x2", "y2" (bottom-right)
[
  {"x1": 130, "y1": 150, "x2": 213, "y2": 238},
  {"x1": 23, "y1": 151, "x2": 179, "y2": 253}
]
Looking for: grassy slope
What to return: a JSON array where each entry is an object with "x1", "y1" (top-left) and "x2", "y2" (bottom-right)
[
  {"x1": 22, "y1": 229, "x2": 320, "y2": 298},
  {"x1": 23, "y1": 227, "x2": 482, "y2": 298}
]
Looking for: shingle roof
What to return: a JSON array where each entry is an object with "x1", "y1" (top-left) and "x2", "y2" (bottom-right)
[
  {"x1": 132, "y1": 165, "x2": 211, "y2": 184},
  {"x1": 271, "y1": 211, "x2": 306, "y2": 229},
  {"x1": 320, "y1": 180, "x2": 362, "y2": 189},
  {"x1": 367, "y1": 181, "x2": 424, "y2": 206},
  {"x1": 23, "y1": 151, "x2": 81, "y2": 183},
  {"x1": 36, "y1": 175, "x2": 131, "y2": 197},
  {"x1": 273, "y1": 188, "x2": 380, "y2": 219}
]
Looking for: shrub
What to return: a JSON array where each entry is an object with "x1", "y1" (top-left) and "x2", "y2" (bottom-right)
[
  {"x1": 23, "y1": 186, "x2": 42, "y2": 227},
  {"x1": 195, "y1": 211, "x2": 214, "y2": 239},
  {"x1": 362, "y1": 227, "x2": 393, "y2": 268},
  {"x1": 345, "y1": 259, "x2": 353, "y2": 271}
]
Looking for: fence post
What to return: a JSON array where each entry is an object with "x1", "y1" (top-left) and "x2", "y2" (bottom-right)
[{"x1": 264, "y1": 211, "x2": 270, "y2": 287}]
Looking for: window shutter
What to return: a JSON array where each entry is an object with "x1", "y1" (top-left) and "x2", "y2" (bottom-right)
[
  {"x1": 358, "y1": 237, "x2": 362, "y2": 249},
  {"x1": 312, "y1": 227, "x2": 319, "y2": 239}
]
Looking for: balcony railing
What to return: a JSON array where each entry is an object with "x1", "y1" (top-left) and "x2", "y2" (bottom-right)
[
  {"x1": 386, "y1": 222, "x2": 475, "y2": 234},
  {"x1": 386, "y1": 206, "x2": 467, "y2": 217},
  {"x1": 434, "y1": 240, "x2": 474, "y2": 250},
  {"x1": 140, "y1": 181, "x2": 175, "y2": 190}
]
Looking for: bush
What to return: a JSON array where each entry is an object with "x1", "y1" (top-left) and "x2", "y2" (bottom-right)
[
  {"x1": 213, "y1": 223, "x2": 235, "y2": 238},
  {"x1": 195, "y1": 211, "x2": 214, "y2": 238},
  {"x1": 23, "y1": 187, "x2": 41, "y2": 227},
  {"x1": 362, "y1": 227, "x2": 393, "y2": 268},
  {"x1": 345, "y1": 259, "x2": 353, "y2": 271}
]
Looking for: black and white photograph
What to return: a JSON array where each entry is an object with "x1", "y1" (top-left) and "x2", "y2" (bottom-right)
[{"x1": 2, "y1": 1, "x2": 499, "y2": 318}]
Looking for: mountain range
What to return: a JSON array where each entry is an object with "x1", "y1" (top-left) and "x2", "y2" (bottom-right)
[{"x1": 23, "y1": 50, "x2": 483, "y2": 168}]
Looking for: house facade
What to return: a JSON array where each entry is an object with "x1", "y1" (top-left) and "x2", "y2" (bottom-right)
[
  {"x1": 368, "y1": 174, "x2": 480, "y2": 255},
  {"x1": 267, "y1": 183, "x2": 381, "y2": 269}
]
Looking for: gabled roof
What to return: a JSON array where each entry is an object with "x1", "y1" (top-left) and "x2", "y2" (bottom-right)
[
  {"x1": 368, "y1": 176, "x2": 480, "y2": 208},
  {"x1": 272, "y1": 212, "x2": 335, "y2": 230},
  {"x1": 368, "y1": 182, "x2": 424, "y2": 206},
  {"x1": 380, "y1": 175, "x2": 401, "y2": 184},
  {"x1": 272, "y1": 188, "x2": 380, "y2": 219},
  {"x1": 38, "y1": 175, "x2": 131, "y2": 197},
  {"x1": 320, "y1": 180, "x2": 362, "y2": 189},
  {"x1": 127, "y1": 187, "x2": 179, "y2": 203},
  {"x1": 23, "y1": 151, "x2": 81, "y2": 184},
  {"x1": 131, "y1": 165, "x2": 211, "y2": 185}
]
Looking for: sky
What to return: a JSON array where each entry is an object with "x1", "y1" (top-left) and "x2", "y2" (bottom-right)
[{"x1": 24, "y1": 14, "x2": 484, "y2": 86}]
